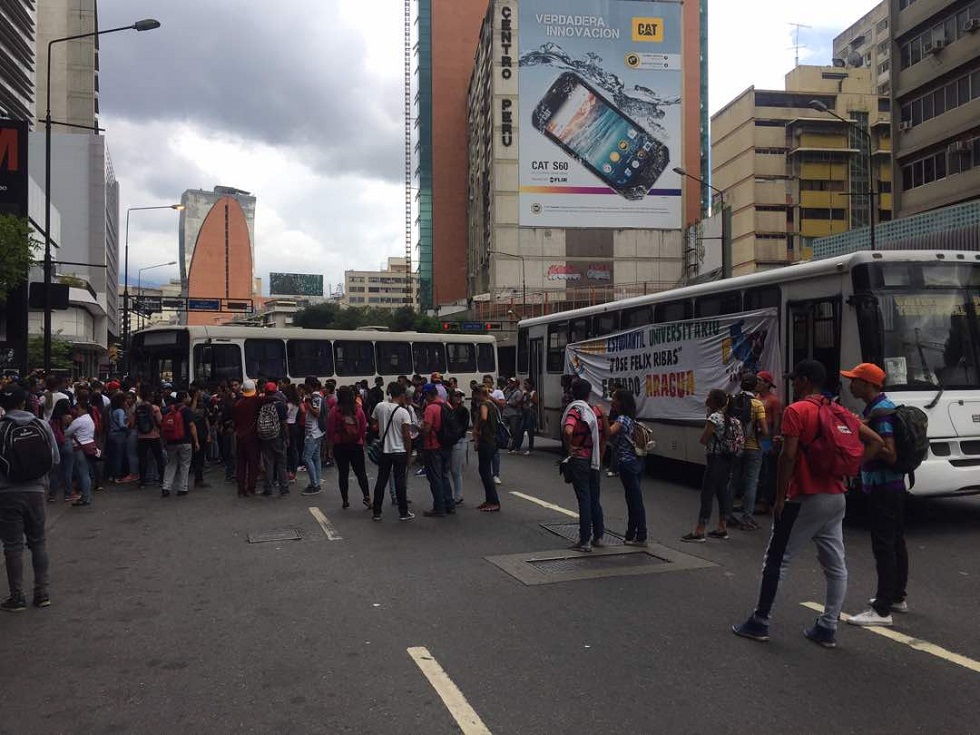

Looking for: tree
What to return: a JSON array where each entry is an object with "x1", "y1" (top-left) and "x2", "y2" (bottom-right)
[
  {"x1": 292, "y1": 303, "x2": 441, "y2": 333},
  {"x1": 27, "y1": 334, "x2": 74, "y2": 371},
  {"x1": 0, "y1": 214, "x2": 38, "y2": 302}
]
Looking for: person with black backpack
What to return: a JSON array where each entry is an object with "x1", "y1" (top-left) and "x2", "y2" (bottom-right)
[
  {"x1": 0, "y1": 384, "x2": 59, "y2": 611},
  {"x1": 419, "y1": 383, "x2": 455, "y2": 517},
  {"x1": 841, "y1": 362, "x2": 926, "y2": 627}
]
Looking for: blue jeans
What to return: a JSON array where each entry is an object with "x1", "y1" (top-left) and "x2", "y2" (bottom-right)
[
  {"x1": 72, "y1": 448, "x2": 93, "y2": 502},
  {"x1": 302, "y1": 435, "x2": 322, "y2": 488},
  {"x1": 569, "y1": 458, "x2": 604, "y2": 545},
  {"x1": 618, "y1": 458, "x2": 646, "y2": 542},
  {"x1": 521, "y1": 411, "x2": 536, "y2": 451},
  {"x1": 730, "y1": 449, "x2": 763, "y2": 515},
  {"x1": 423, "y1": 447, "x2": 453, "y2": 513},
  {"x1": 450, "y1": 439, "x2": 466, "y2": 501},
  {"x1": 107, "y1": 431, "x2": 127, "y2": 479},
  {"x1": 50, "y1": 439, "x2": 74, "y2": 500},
  {"x1": 492, "y1": 448, "x2": 500, "y2": 477},
  {"x1": 126, "y1": 429, "x2": 139, "y2": 477}
]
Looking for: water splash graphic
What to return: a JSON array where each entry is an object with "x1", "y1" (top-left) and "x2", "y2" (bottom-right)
[{"x1": 519, "y1": 43, "x2": 679, "y2": 137}]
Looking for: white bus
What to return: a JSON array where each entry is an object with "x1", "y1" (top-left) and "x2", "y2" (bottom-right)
[
  {"x1": 130, "y1": 326, "x2": 498, "y2": 390},
  {"x1": 518, "y1": 250, "x2": 980, "y2": 498}
]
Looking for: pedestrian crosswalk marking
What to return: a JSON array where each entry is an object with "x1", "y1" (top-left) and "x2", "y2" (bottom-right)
[
  {"x1": 308, "y1": 507, "x2": 342, "y2": 541},
  {"x1": 407, "y1": 646, "x2": 492, "y2": 734},
  {"x1": 801, "y1": 602, "x2": 980, "y2": 674},
  {"x1": 510, "y1": 491, "x2": 579, "y2": 518}
]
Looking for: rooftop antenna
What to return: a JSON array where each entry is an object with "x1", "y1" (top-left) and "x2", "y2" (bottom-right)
[{"x1": 788, "y1": 22, "x2": 812, "y2": 66}]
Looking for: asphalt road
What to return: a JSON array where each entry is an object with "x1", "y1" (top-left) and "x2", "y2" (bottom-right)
[{"x1": 2, "y1": 441, "x2": 979, "y2": 735}]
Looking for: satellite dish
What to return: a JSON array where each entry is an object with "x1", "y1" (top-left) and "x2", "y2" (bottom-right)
[{"x1": 847, "y1": 51, "x2": 864, "y2": 67}]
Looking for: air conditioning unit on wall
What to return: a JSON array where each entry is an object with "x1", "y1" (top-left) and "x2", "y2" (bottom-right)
[{"x1": 898, "y1": 120, "x2": 913, "y2": 132}]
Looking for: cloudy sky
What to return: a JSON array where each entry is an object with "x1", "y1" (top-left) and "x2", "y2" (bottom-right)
[{"x1": 98, "y1": 0, "x2": 880, "y2": 294}]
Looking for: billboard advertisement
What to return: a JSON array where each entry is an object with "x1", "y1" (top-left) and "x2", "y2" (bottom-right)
[
  {"x1": 518, "y1": 0, "x2": 682, "y2": 229},
  {"x1": 269, "y1": 272, "x2": 323, "y2": 297}
]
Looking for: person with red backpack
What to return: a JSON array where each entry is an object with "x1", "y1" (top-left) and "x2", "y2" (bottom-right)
[
  {"x1": 732, "y1": 360, "x2": 884, "y2": 649},
  {"x1": 326, "y1": 385, "x2": 370, "y2": 509},
  {"x1": 160, "y1": 391, "x2": 199, "y2": 498}
]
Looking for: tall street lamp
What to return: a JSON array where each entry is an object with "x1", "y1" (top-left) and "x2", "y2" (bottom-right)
[
  {"x1": 488, "y1": 250, "x2": 526, "y2": 316},
  {"x1": 122, "y1": 203, "x2": 183, "y2": 373},
  {"x1": 43, "y1": 18, "x2": 161, "y2": 373},
  {"x1": 136, "y1": 260, "x2": 177, "y2": 331},
  {"x1": 673, "y1": 167, "x2": 732, "y2": 279},
  {"x1": 809, "y1": 99, "x2": 876, "y2": 252}
]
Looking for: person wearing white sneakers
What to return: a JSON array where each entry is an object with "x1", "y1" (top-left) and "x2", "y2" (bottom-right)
[{"x1": 841, "y1": 362, "x2": 908, "y2": 628}]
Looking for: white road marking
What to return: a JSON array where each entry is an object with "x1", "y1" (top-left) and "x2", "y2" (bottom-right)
[
  {"x1": 407, "y1": 646, "x2": 492, "y2": 735},
  {"x1": 509, "y1": 491, "x2": 579, "y2": 518},
  {"x1": 308, "y1": 507, "x2": 343, "y2": 541},
  {"x1": 801, "y1": 602, "x2": 980, "y2": 674}
]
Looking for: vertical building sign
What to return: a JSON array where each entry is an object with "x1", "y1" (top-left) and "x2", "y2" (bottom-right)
[
  {"x1": 0, "y1": 120, "x2": 29, "y2": 374},
  {"x1": 518, "y1": 0, "x2": 683, "y2": 228},
  {"x1": 496, "y1": 0, "x2": 519, "y2": 155}
]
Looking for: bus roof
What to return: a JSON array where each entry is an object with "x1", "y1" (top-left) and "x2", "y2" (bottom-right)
[{"x1": 135, "y1": 325, "x2": 497, "y2": 343}]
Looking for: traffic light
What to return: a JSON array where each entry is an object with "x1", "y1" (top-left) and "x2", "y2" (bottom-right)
[
  {"x1": 484, "y1": 322, "x2": 503, "y2": 331},
  {"x1": 442, "y1": 322, "x2": 460, "y2": 332}
]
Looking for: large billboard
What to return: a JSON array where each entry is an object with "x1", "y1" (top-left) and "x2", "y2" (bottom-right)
[
  {"x1": 518, "y1": 0, "x2": 683, "y2": 229},
  {"x1": 269, "y1": 272, "x2": 323, "y2": 297}
]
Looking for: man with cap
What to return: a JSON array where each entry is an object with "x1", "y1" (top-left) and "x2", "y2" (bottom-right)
[
  {"x1": 0, "y1": 384, "x2": 59, "y2": 611},
  {"x1": 840, "y1": 362, "x2": 907, "y2": 627},
  {"x1": 259, "y1": 382, "x2": 290, "y2": 497},
  {"x1": 732, "y1": 359, "x2": 883, "y2": 649},
  {"x1": 429, "y1": 373, "x2": 448, "y2": 401},
  {"x1": 755, "y1": 370, "x2": 783, "y2": 514},
  {"x1": 232, "y1": 380, "x2": 262, "y2": 497}
]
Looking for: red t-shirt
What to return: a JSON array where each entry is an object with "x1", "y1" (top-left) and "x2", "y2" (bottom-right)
[
  {"x1": 563, "y1": 404, "x2": 604, "y2": 460},
  {"x1": 423, "y1": 398, "x2": 444, "y2": 450},
  {"x1": 781, "y1": 397, "x2": 846, "y2": 499}
]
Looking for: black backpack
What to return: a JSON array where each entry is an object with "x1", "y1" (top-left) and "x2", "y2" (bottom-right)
[
  {"x1": 869, "y1": 405, "x2": 929, "y2": 480},
  {"x1": 436, "y1": 403, "x2": 462, "y2": 448},
  {"x1": 135, "y1": 403, "x2": 155, "y2": 434},
  {"x1": 0, "y1": 416, "x2": 54, "y2": 483}
]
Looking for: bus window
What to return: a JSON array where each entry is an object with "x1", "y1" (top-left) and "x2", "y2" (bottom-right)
[
  {"x1": 547, "y1": 321, "x2": 568, "y2": 373},
  {"x1": 287, "y1": 339, "x2": 334, "y2": 378},
  {"x1": 593, "y1": 311, "x2": 620, "y2": 337},
  {"x1": 569, "y1": 317, "x2": 589, "y2": 344},
  {"x1": 745, "y1": 286, "x2": 781, "y2": 311},
  {"x1": 695, "y1": 292, "x2": 741, "y2": 317},
  {"x1": 413, "y1": 342, "x2": 446, "y2": 375},
  {"x1": 517, "y1": 328, "x2": 529, "y2": 373},
  {"x1": 334, "y1": 340, "x2": 376, "y2": 376},
  {"x1": 656, "y1": 300, "x2": 692, "y2": 323},
  {"x1": 193, "y1": 344, "x2": 241, "y2": 385},
  {"x1": 447, "y1": 342, "x2": 476, "y2": 373},
  {"x1": 376, "y1": 341, "x2": 412, "y2": 376},
  {"x1": 244, "y1": 339, "x2": 286, "y2": 379},
  {"x1": 477, "y1": 343, "x2": 496, "y2": 373},
  {"x1": 622, "y1": 306, "x2": 652, "y2": 329}
]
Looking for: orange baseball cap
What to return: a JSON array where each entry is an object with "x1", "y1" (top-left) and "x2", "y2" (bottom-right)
[{"x1": 840, "y1": 362, "x2": 886, "y2": 387}]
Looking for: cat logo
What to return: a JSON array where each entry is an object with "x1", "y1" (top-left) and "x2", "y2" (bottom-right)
[{"x1": 631, "y1": 17, "x2": 663, "y2": 42}]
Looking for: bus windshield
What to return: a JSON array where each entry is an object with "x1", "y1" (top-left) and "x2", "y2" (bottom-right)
[
  {"x1": 855, "y1": 263, "x2": 980, "y2": 390},
  {"x1": 130, "y1": 330, "x2": 190, "y2": 387}
]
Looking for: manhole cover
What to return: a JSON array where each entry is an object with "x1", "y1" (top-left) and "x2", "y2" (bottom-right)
[
  {"x1": 540, "y1": 522, "x2": 626, "y2": 546},
  {"x1": 247, "y1": 529, "x2": 302, "y2": 544},
  {"x1": 528, "y1": 552, "x2": 665, "y2": 574}
]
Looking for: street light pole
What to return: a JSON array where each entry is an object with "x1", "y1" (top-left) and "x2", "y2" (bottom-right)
[
  {"x1": 673, "y1": 167, "x2": 732, "y2": 279},
  {"x1": 137, "y1": 260, "x2": 177, "y2": 330},
  {"x1": 809, "y1": 100, "x2": 876, "y2": 251},
  {"x1": 43, "y1": 18, "x2": 161, "y2": 373},
  {"x1": 122, "y1": 203, "x2": 182, "y2": 374},
  {"x1": 488, "y1": 250, "x2": 526, "y2": 317}
]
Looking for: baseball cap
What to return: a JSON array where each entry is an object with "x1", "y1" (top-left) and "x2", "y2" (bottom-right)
[
  {"x1": 242, "y1": 379, "x2": 257, "y2": 397},
  {"x1": 757, "y1": 370, "x2": 775, "y2": 385},
  {"x1": 841, "y1": 362, "x2": 886, "y2": 387},
  {"x1": 786, "y1": 359, "x2": 827, "y2": 386},
  {"x1": 106, "y1": 380, "x2": 121, "y2": 390},
  {"x1": 0, "y1": 384, "x2": 28, "y2": 411},
  {"x1": 264, "y1": 381, "x2": 278, "y2": 394},
  {"x1": 430, "y1": 372, "x2": 443, "y2": 382},
  {"x1": 421, "y1": 383, "x2": 438, "y2": 395}
]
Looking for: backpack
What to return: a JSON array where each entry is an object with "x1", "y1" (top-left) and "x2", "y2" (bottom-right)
[
  {"x1": 869, "y1": 405, "x2": 929, "y2": 479},
  {"x1": 257, "y1": 402, "x2": 281, "y2": 441},
  {"x1": 491, "y1": 403, "x2": 511, "y2": 449},
  {"x1": 728, "y1": 392, "x2": 753, "y2": 430},
  {"x1": 0, "y1": 416, "x2": 54, "y2": 483},
  {"x1": 316, "y1": 394, "x2": 330, "y2": 432},
  {"x1": 338, "y1": 412, "x2": 361, "y2": 444},
  {"x1": 630, "y1": 421, "x2": 656, "y2": 457},
  {"x1": 715, "y1": 414, "x2": 745, "y2": 457},
  {"x1": 135, "y1": 403, "x2": 155, "y2": 434},
  {"x1": 802, "y1": 396, "x2": 864, "y2": 479},
  {"x1": 436, "y1": 403, "x2": 462, "y2": 448},
  {"x1": 161, "y1": 406, "x2": 185, "y2": 443}
]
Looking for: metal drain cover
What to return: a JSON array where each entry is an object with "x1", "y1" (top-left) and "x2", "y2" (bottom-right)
[
  {"x1": 528, "y1": 552, "x2": 664, "y2": 574},
  {"x1": 247, "y1": 529, "x2": 302, "y2": 544},
  {"x1": 539, "y1": 522, "x2": 626, "y2": 546}
]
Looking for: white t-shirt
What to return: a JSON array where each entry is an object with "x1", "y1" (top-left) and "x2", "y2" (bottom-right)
[
  {"x1": 372, "y1": 401, "x2": 415, "y2": 454},
  {"x1": 65, "y1": 412, "x2": 96, "y2": 446},
  {"x1": 305, "y1": 394, "x2": 324, "y2": 439},
  {"x1": 42, "y1": 391, "x2": 70, "y2": 420}
]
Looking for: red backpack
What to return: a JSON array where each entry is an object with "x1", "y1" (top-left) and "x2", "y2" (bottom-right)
[
  {"x1": 161, "y1": 406, "x2": 185, "y2": 443},
  {"x1": 802, "y1": 396, "x2": 864, "y2": 479}
]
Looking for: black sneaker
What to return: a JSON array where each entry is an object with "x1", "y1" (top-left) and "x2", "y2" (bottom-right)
[
  {"x1": 422, "y1": 510, "x2": 446, "y2": 518},
  {"x1": 195, "y1": 481, "x2": 211, "y2": 489},
  {"x1": 592, "y1": 537, "x2": 606, "y2": 548},
  {"x1": 161, "y1": 489, "x2": 171, "y2": 498},
  {"x1": 624, "y1": 539, "x2": 649, "y2": 547},
  {"x1": 261, "y1": 489, "x2": 273, "y2": 497},
  {"x1": 176, "y1": 490, "x2": 189, "y2": 497},
  {"x1": 301, "y1": 486, "x2": 322, "y2": 496},
  {"x1": 0, "y1": 596, "x2": 27, "y2": 612},
  {"x1": 803, "y1": 621, "x2": 837, "y2": 648},
  {"x1": 568, "y1": 543, "x2": 592, "y2": 553},
  {"x1": 732, "y1": 617, "x2": 770, "y2": 642},
  {"x1": 279, "y1": 489, "x2": 290, "y2": 497},
  {"x1": 33, "y1": 594, "x2": 51, "y2": 608}
]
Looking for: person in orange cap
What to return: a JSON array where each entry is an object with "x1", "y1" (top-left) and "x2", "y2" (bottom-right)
[{"x1": 839, "y1": 362, "x2": 905, "y2": 628}]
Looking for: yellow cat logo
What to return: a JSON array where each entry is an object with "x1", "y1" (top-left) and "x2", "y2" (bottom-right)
[{"x1": 632, "y1": 17, "x2": 663, "y2": 42}]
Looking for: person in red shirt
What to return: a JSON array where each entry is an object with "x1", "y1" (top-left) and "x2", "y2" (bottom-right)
[
  {"x1": 420, "y1": 384, "x2": 454, "y2": 517},
  {"x1": 561, "y1": 378, "x2": 608, "y2": 552},
  {"x1": 326, "y1": 385, "x2": 370, "y2": 509},
  {"x1": 232, "y1": 380, "x2": 263, "y2": 497},
  {"x1": 732, "y1": 359, "x2": 883, "y2": 649},
  {"x1": 755, "y1": 370, "x2": 783, "y2": 514}
]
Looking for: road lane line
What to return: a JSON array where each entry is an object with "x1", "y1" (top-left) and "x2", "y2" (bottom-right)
[
  {"x1": 308, "y1": 507, "x2": 343, "y2": 541},
  {"x1": 407, "y1": 646, "x2": 492, "y2": 735},
  {"x1": 509, "y1": 491, "x2": 578, "y2": 518},
  {"x1": 801, "y1": 602, "x2": 980, "y2": 674}
]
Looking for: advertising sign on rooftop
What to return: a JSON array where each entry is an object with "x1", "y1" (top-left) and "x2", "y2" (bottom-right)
[
  {"x1": 269, "y1": 272, "x2": 324, "y2": 297},
  {"x1": 518, "y1": 0, "x2": 683, "y2": 229}
]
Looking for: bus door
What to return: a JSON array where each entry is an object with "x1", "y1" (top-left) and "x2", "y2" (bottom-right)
[
  {"x1": 786, "y1": 298, "x2": 842, "y2": 396},
  {"x1": 529, "y1": 337, "x2": 545, "y2": 430}
]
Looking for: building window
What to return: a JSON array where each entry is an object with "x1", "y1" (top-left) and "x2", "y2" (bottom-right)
[{"x1": 876, "y1": 18, "x2": 888, "y2": 33}]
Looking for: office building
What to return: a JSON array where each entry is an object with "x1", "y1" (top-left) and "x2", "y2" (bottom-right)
[
  {"x1": 891, "y1": 0, "x2": 980, "y2": 217},
  {"x1": 178, "y1": 186, "x2": 257, "y2": 326},
  {"x1": 0, "y1": 0, "x2": 36, "y2": 124},
  {"x1": 833, "y1": 2, "x2": 892, "y2": 95},
  {"x1": 711, "y1": 66, "x2": 891, "y2": 273},
  {"x1": 345, "y1": 257, "x2": 417, "y2": 311},
  {"x1": 34, "y1": 0, "x2": 99, "y2": 131}
]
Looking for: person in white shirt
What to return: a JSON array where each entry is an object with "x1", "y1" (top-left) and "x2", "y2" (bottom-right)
[
  {"x1": 64, "y1": 390, "x2": 97, "y2": 505},
  {"x1": 483, "y1": 375, "x2": 505, "y2": 484},
  {"x1": 369, "y1": 383, "x2": 415, "y2": 521},
  {"x1": 41, "y1": 376, "x2": 69, "y2": 422}
]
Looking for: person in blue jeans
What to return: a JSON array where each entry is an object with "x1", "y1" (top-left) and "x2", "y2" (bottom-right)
[
  {"x1": 561, "y1": 378, "x2": 607, "y2": 551},
  {"x1": 107, "y1": 392, "x2": 133, "y2": 483},
  {"x1": 606, "y1": 389, "x2": 647, "y2": 546}
]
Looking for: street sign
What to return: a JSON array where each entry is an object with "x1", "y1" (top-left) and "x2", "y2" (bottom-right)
[{"x1": 188, "y1": 298, "x2": 221, "y2": 311}]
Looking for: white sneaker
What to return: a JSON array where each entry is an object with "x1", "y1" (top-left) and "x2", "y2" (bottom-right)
[
  {"x1": 847, "y1": 609, "x2": 894, "y2": 627},
  {"x1": 522, "y1": 450, "x2": 531, "y2": 456},
  {"x1": 493, "y1": 476, "x2": 502, "y2": 485},
  {"x1": 869, "y1": 597, "x2": 908, "y2": 613}
]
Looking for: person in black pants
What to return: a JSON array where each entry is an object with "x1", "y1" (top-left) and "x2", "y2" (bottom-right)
[
  {"x1": 471, "y1": 386, "x2": 501, "y2": 511},
  {"x1": 326, "y1": 386, "x2": 371, "y2": 509},
  {"x1": 682, "y1": 389, "x2": 735, "y2": 543}
]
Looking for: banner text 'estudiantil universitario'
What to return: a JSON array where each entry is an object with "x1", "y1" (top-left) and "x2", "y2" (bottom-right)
[
  {"x1": 518, "y1": 0, "x2": 683, "y2": 229},
  {"x1": 565, "y1": 309, "x2": 782, "y2": 421}
]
